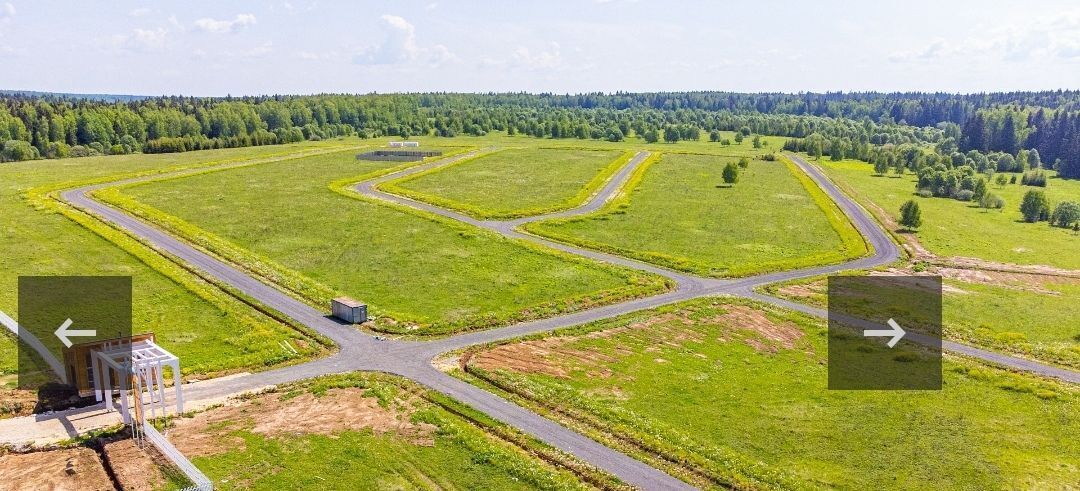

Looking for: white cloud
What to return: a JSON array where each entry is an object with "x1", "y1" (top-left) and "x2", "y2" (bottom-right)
[
  {"x1": 512, "y1": 42, "x2": 563, "y2": 70},
  {"x1": 107, "y1": 27, "x2": 168, "y2": 52},
  {"x1": 353, "y1": 14, "x2": 455, "y2": 66},
  {"x1": 194, "y1": 41, "x2": 274, "y2": 59},
  {"x1": 298, "y1": 50, "x2": 338, "y2": 60},
  {"x1": 192, "y1": 14, "x2": 257, "y2": 34},
  {"x1": 128, "y1": 7, "x2": 151, "y2": 18},
  {"x1": 891, "y1": 9, "x2": 1080, "y2": 63},
  {"x1": 0, "y1": 2, "x2": 14, "y2": 20}
]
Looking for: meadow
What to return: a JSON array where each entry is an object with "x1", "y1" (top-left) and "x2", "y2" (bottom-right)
[
  {"x1": 818, "y1": 159, "x2": 1080, "y2": 269},
  {"x1": 525, "y1": 153, "x2": 866, "y2": 277},
  {"x1": 170, "y1": 373, "x2": 605, "y2": 490},
  {"x1": 111, "y1": 146, "x2": 666, "y2": 335},
  {"x1": 383, "y1": 148, "x2": 629, "y2": 218},
  {"x1": 461, "y1": 297, "x2": 1080, "y2": 490},
  {"x1": 763, "y1": 273, "x2": 1080, "y2": 369},
  {"x1": 0, "y1": 142, "x2": 352, "y2": 382}
]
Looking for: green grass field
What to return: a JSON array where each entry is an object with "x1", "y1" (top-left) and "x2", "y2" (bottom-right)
[
  {"x1": 112, "y1": 147, "x2": 666, "y2": 335},
  {"x1": 0, "y1": 142, "x2": 354, "y2": 380},
  {"x1": 762, "y1": 272, "x2": 1080, "y2": 369},
  {"x1": 526, "y1": 153, "x2": 866, "y2": 277},
  {"x1": 818, "y1": 158, "x2": 1080, "y2": 269},
  {"x1": 180, "y1": 373, "x2": 601, "y2": 490},
  {"x1": 461, "y1": 298, "x2": 1080, "y2": 490},
  {"x1": 384, "y1": 148, "x2": 628, "y2": 218}
]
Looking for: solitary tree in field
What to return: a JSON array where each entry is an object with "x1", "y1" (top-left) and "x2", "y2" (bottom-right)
[
  {"x1": 722, "y1": 162, "x2": 740, "y2": 186},
  {"x1": 899, "y1": 200, "x2": 922, "y2": 230},
  {"x1": 1050, "y1": 201, "x2": 1080, "y2": 228},
  {"x1": 752, "y1": 135, "x2": 762, "y2": 148},
  {"x1": 995, "y1": 173, "x2": 1008, "y2": 187},
  {"x1": 1020, "y1": 190, "x2": 1051, "y2": 222},
  {"x1": 734, "y1": 132, "x2": 744, "y2": 144},
  {"x1": 709, "y1": 130, "x2": 721, "y2": 142}
]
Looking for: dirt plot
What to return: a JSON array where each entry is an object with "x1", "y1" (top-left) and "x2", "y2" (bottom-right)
[
  {"x1": 102, "y1": 438, "x2": 170, "y2": 491},
  {"x1": 168, "y1": 388, "x2": 436, "y2": 457},
  {"x1": 0, "y1": 389, "x2": 37, "y2": 419},
  {"x1": 0, "y1": 447, "x2": 114, "y2": 491},
  {"x1": 468, "y1": 305, "x2": 806, "y2": 377},
  {"x1": 712, "y1": 306, "x2": 804, "y2": 352},
  {"x1": 871, "y1": 266, "x2": 1080, "y2": 295}
]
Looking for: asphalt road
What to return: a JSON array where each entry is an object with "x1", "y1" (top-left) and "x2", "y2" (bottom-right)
[{"x1": 53, "y1": 148, "x2": 1080, "y2": 490}]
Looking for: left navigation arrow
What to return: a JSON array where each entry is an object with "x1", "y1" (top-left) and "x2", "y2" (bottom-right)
[{"x1": 55, "y1": 318, "x2": 97, "y2": 348}]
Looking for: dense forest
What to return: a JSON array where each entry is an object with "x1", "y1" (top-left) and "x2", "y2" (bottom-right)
[{"x1": 1, "y1": 91, "x2": 1079, "y2": 178}]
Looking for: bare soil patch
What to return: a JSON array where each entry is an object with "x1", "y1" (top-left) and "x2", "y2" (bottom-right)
[
  {"x1": 775, "y1": 281, "x2": 826, "y2": 300},
  {"x1": 0, "y1": 447, "x2": 113, "y2": 491},
  {"x1": 710, "y1": 306, "x2": 804, "y2": 352},
  {"x1": 168, "y1": 388, "x2": 436, "y2": 457},
  {"x1": 102, "y1": 438, "x2": 169, "y2": 491},
  {"x1": 0, "y1": 389, "x2": 38, "y2": 419},
  {"x1": 469, "y1": 305, "x2": 807, "y2": 377},
  {"x1": 871, "y1": 266, "x2": 1079, "y2": 295}
]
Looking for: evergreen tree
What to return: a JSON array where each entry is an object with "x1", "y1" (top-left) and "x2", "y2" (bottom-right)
[{"x1": 722, "y1": 162, "x2": 739, "y2": 186}]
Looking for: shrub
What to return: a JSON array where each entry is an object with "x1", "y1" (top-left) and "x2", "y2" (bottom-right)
[
  {"x1": 916, "y1": 188, "x2": 934, "y2": 198},
  {"x1": 979, "y1": 192, "x2": 1005, "y2": 210},
  {"x1": 954, "y1": 189, "x2": 975, "y2": 201},
  {"x1": 1019, "y1": 190, "x2": 1051, "y2": 222},
  {"x1": 1049, "y1": 201, "x2": 1080, "y2": 228},
  {"x1": 1021, "y1": 170, "x2": 1047, "y2": 187},
  {"x1": 737, "y1": 157, "x2": 750, "y2": 168},
  {"x1": 0, "y1": 139, "x2": 40, "y2": 162},
  {"x1": 761, "y1": 153, "x2": 776, "y2": 161}
]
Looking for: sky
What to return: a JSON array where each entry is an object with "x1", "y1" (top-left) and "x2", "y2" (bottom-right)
[{"x1": 1, "y1": 0, "x2": 1079, "y2": 96}]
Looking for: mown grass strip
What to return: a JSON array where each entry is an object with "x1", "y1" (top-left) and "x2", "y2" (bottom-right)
[{"x1": 379, "y1": 149, "x2": 638, "y2": 220}]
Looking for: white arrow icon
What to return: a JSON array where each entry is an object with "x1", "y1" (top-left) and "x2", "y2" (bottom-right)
[
  {"x1": 55, "y1": 318, "x2": 96, "y2": 348},
  {"x1": 863, "y1": 318, "x2": 906, "y2": 348}
]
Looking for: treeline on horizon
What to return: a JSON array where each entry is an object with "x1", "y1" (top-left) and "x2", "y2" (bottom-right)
[{"x1": 1, "y1": 91, "x2": 1079, "y2": 178}]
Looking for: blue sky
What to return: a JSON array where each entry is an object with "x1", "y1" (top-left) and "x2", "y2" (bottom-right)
[{"x1": 1, "y1": 0, "x2": 1078, "y2": 95}]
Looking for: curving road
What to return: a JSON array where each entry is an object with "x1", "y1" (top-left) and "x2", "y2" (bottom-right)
[{"x1": 51, "y1": 149, "x2": 1080, "y2": 490}]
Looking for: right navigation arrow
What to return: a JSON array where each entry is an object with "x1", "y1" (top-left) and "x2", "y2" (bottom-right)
[{"x1": 863, "y1": 318, "x2": 906, "y2": 348}]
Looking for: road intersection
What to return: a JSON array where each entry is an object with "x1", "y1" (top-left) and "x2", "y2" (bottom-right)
[{"x1": 33, "y1": 149, "x2": 1077, "y2": 489}]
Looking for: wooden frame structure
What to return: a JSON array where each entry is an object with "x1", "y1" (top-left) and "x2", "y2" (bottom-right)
[{"x1": 88, "y1": 335, "x2": 184, "y2": 424}]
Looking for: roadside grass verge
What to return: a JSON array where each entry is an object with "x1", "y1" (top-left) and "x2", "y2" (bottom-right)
[
  {"x1": 380, "y1": 148, "x2": 635, "y2": 219},
  {"x1": 525, "y1": 152, "x2": 867, "y2": 277},
  {"x1": 103, "y1": 149, "x2": 670, "y2": 336},
  {"x1": 169, "y1": 372, "x2": 618, "y2": 490},
  {"x1": 456, "y1": 297, "x2": 1080, "y2": 490}
]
